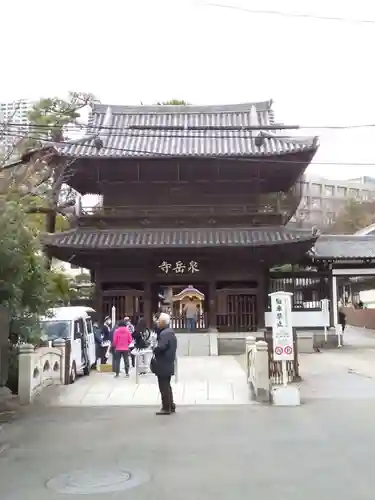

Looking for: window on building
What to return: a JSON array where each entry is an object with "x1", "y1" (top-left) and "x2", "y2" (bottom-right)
[
  {"x1": 337, "y1": 186, "x2": 347, "y2": 197},
  {"x1": 310, "y1": 183, "x2": 322, "y2": 196},
  {"x1": 362, "y1": 190, "x2": 370, "y2": 201},
  {"x1": 299, "y1": 197, "x2": 309, "y2": 209},
  {"x1": 323, "y1": 199, "x2": 335, "y2": 212},
  {"x1": 324, "y1": 185, "x2": 334, "y2": 196},
  {"x1": 324, "y1": 212, "x2": 335, "y2": 226},
  {"x1": 349, "y1": 188, "x2": 359, "y2": 198},
  {"x1": 311, "y1": 197, "x2": 321, "y2": 209}
]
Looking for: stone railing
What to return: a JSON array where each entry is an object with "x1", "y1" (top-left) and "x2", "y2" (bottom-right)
[
  {"x1": 246, "y1": 336, "x2": 270, "y2": 403},
  {"x1": 18, "y1": 339, "x2": 66, "y2": 404},
  {"x1": 342, "y1": 307, "x2": 375, "y2": 330}
]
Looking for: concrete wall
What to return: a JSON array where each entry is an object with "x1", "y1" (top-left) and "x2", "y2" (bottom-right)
[{"x1": 342, "y1": 306, "x2": 375, "y2": 329}]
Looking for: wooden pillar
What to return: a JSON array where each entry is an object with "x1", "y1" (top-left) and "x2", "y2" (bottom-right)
[
  {"x1": 208, "y1": 280, "x2": 217, "y2": 332},
  {"x1": 94, "y1": 280, "x2": 103, "y2": 322},
  {"x1": 143, "y1": 281, "x2": 152, "y2": 328},
  {"x1": 256, "y1": 268, "x2": 266, "y2": 330}
]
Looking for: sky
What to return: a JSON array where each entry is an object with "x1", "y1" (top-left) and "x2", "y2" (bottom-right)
[{"x1": 1, "y1": 0, "x2": 375, "y2": 179}]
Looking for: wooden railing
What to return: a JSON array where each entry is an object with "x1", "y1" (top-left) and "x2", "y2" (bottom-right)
[{"x1": 170, "y1": 314, "x2": 207, "y2": 330}]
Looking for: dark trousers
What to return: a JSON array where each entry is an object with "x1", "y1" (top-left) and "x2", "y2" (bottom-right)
[
  {"x1": 115, "y1": 350, "x2": 130, "y2": 375},
  {"x1": 96, "y1": 346, "x2": 107, "y2": 365},
  {"x1": 186, "y1": 317, "x2": 196, "y2": 331},
  {"x1": 129, "y1": 348, "x2": 135, "y2": 367},
  {"x1": 157, "y1": 375, "x2": 175, "y2": 411}
]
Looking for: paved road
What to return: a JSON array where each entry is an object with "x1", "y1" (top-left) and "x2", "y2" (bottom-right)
[
  {"x1": 1, "y1": 401, "x2": 375, "y2": 500},
  {"x1": 1, "y1": 325, "x2": 375, "y2": 499},
  {"x1": 45, "y1": 356, "x2": 250, "y2": 407}
]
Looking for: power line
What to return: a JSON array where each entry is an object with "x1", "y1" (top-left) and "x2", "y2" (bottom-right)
[
  {"x1": 0, "y1": 130, "x2": 319, "y2": 140},
  {"x1": 2, "y1": 130, "x2": 374, "y2": 167},
  {"x1": 206, "y1": 3, "x2": 375, "y2": 25},
  {"x1": 4, "y1": 121, "x2": 375, "y2": 131}
]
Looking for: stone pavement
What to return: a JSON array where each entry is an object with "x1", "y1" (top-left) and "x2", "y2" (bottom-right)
[
  {"x1": 299, "y1": 325, "x2": 375, "y2": 401},
  {"x1": 45, "y1": 356, "x2": 250, "y2": 407},
  {"x1": 2, "y1": 326, "x2": 375, "y2": 498},
  {"x1": 2, "y1": 401, "x2": 375, "y2": 499},
  {"x1": 176, "y1": 332, "x2": 217, "y2": 356}
]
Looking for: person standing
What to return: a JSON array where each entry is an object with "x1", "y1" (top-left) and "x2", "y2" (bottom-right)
[
  {"x1": 101, "y1": 317, "x2": 112, "y2": 364},
  {"x1": 124, "y1": 316, "x2": 135, "y2": 335},
  {"x1": 112, "y1": 320, "x2": 133, "y2": 378},
  {"x1": 185, "y1": 298, "x2": 197, "y2": 331},
  {"x1": 93, "y1": 321, "x2": 105, "y2": 368},
  {"x1": 151, "y1": 312, "x2": 177, "y2": 415},
  {"x1": 131, "y1": 317, "x2": 150, "y2": 374}
]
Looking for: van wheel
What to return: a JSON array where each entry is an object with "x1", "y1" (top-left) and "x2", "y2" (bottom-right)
[
  {"x1": 83, "y1": 363, "x2": 90, "y2": 376},
  {"x1": 70, "y1": 362, "x2": 77, "y2": 384}
]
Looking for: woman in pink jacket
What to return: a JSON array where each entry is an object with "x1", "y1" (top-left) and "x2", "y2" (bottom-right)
[{"x1": 112, "y1": 320, "x2": 133, "y2": 377}]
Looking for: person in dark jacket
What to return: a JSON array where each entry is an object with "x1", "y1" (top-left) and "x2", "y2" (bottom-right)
[
  {"x1": 151, "y1": 312, "x2": 177, "y2": 415},
  {"x1": 101, "y1": 317, "x2": 112, "y2": 364},
  {"x1": 130, "y1": 317, "x2": 148, "y2": 368},
  {"x1": 93, "y1": 322, "x2": 105, "y2": 367}
]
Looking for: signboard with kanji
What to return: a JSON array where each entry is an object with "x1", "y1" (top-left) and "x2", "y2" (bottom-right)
[
  {"x1": 269, "y1": 291, "x2": 294, "y2": 361},
  {"x1": 158, "y1": 260, "x2": 200, "y2": 275}
]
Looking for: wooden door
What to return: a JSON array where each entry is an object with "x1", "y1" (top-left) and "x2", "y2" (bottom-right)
[
  {"x1": 102, "y1": 291, "x2": 144, "y2": 324},
  {"x1": 217, "y1": 293, "x2": 257, "y2": 332}
]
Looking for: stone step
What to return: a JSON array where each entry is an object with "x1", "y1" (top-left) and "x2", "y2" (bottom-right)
[{"x1": 176, "y1": 333, "x2": 217, "y2": 357}]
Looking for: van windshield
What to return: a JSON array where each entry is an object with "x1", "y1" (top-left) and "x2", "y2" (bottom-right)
[{"x1": 40, "y1": 320, "x2": 71, "y2": 341}]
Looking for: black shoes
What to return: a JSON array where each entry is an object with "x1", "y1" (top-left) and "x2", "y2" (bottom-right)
[
  {"x1": 156, "y1": 409, "x2": 171, "y2": 415},
  {"x1": 155, "y1": 405, "x2": 176, "y2": 416}
]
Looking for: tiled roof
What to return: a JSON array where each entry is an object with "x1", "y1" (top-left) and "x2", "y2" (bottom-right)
[
  {"x1": 312, "y1": 235, "x2": 375, "y2": 260},
  {"x1": 42, "y1": 227, "x2": 318, "y2": 250},
  {"x1": 56, "y1": 101, "x2": 319, "y2": 159}
]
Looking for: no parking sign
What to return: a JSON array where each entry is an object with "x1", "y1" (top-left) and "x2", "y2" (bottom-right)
[{"x1": 269, "y1": 291, "x2": 294, "y2": 361}]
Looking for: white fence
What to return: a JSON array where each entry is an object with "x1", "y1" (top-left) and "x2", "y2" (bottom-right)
[
  {"x1": 18, "y1": 339, "x2": 66, "y2": 404},
  {"x1": 264, "y1": 300, "x2": 330, "y2": 329}
]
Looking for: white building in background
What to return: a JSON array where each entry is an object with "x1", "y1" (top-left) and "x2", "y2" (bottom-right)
[
  {"x1": 290, "y1": 174, "x2": 375, "y2": 229},
  {"x1": 0, "y1": 98, "x2": 34, "y2": 148},
  {"x1": 51, "y1": 259, "x2": 90, "y2": 280}
]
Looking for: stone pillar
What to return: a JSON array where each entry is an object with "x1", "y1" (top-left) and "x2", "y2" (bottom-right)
[
  {"x1": 53, "y1": 338, "x2": 66, "y2": 384},
  {"x1": 254, "y1": 340, "x2": 270, "y2": 403},
  {"x1": 208, "y1": 280, "x2": 217, "y2": 332},
  {"x1": 18, "y1": 344, "x2": 35, "y2": 405},
  {"x1": 245, "y1": 335, "x2": 256, "y2": 355},
  {"x1": 246, "y1": 335, "x2": 256, "y2": 385}
]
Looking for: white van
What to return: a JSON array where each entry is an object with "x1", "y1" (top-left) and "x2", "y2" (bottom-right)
[{"x1": 40, "y1": 306, "x2": 97, "y2": 383}]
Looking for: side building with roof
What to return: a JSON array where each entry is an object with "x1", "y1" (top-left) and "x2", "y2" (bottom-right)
[{"x1": 27, "y1": 99, "x2": 375, "y2": 332}]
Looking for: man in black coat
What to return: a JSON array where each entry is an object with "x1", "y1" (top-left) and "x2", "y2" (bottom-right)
[{"x1": 151, "y1": 312, "x2": 177, "y2": 415}]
